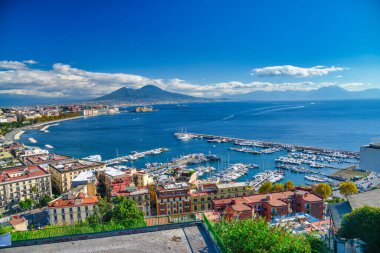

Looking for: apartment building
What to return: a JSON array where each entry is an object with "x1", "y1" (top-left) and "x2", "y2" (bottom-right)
[
  {"x1": 190, "y1": 182, "x2": 255, "y2": 212},
  {"x1": 0, "y1": 165, "x2": 52, "y2": 213},
  {"x1": 22, "y1": 153, "x2": 72, "y2": 172},
  {"x1": 103, "y1": 167, "x2": 151, "y2": 216},
  {"x1": 49, "y1": 159, "x2": 105, "y2": 194},
  {"x1": 155, "y1": 182, "x2": 191, "y2": 215},
  {"x1": 48, "y1": 187, "x2": 98, "y2": 225},
  {"x1": 212, "y1": 188, "x2": 324, "y2": 221}
]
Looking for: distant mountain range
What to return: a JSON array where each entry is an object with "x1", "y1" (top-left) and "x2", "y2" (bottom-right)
[
  {"x1": 224, "y1": 86, "x2": 380, "y2": 101},
  {"x1": 94, "y1": 85, "x2": 209, "y2": 103}
]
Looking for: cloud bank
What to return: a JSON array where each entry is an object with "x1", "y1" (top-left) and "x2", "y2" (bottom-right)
[
  {"x1": 0, "y1": 60, "x2": 370, "y2": 98},
  {"x1": 251, "y1": 65, "x2": 345, "y2": 78}
]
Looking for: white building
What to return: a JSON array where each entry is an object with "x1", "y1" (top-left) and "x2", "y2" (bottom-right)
[{"x1": 360, "y1": 142, "x2": 380, "y2": 173}]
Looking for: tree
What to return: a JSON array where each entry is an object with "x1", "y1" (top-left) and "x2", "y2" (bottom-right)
[
  {"x1": 259, "y1": 181, "x2": 273, "y2": 193},
  {"x1": 214, "y1": 218, "x2": 312, "y2": 253},
  {"x1": 339, "y1": 182, "x2": 358, "y2": 198},
  {"x1": 19, "y1": 199, "x2": 33, "y2": 211},
  {"x1": 314, "y1": 183, "x2": 332, "y2": 200},
  {"x1": 272, "y1": 183, "x2": 284, "y2": 192},
  {"x1": 339, "y1": 206, "x2": 380, "y2": 253},
  {"x1": 38, "y1": 195, "x2": 53, "y2": 208},
  {"x1": 284, "y1": 180, "x2": 295, "y2": 190}
]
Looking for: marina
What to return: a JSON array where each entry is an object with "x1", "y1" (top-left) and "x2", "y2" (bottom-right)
[{"x1": 104, "y1": 148, "x2": 169, "y2": 165}]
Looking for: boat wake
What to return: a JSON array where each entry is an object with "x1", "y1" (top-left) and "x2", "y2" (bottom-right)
[
  {"x1": 222, "y1": 114, "x2": 234, "y2": 120},
  {"x1": 254, "y1": 105, "x2": 306, "y2": 115}
]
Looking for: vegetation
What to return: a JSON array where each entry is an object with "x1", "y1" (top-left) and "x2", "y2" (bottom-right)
[
  {"x1": 326, "y1": 197, "x2": 346, "y2": 204},
  {"x1": 272, "y1": 183, "x2": 284, "y2": 192},
  {"x1": 284, "y1": 180, "x2": 295, "y2": 190},
  {"x1": 11, "y1": 197, "x2": 146, "y2": 241},
  {"x1": 339, "y1": 182, "x2": 358, "y2": 198},
  {"x1": 339, "y1": 206, "x2": 380, "y2": 253},
  {"x1": 19, "y1": 199, "x2": 33, "y2": 211},
  {"x1": 0, "y1": 112, "x2": 80, "y2": 135},
  {"x1": 37, "y1": 195, "x2": 53, "y2": 208},
  {"x1": 258, "y1": 181, "x2": 273, "y2": 193},
  {"x1": 87, "y1": 197, "x2": 145, "y2": 227},
  {"x1": 214, "y1": 218, "x2": 324, "y2": 253},
  {"x1": 314, "y1": 183, "x2": 332, "y2": 200},
  {"x1": 0, "y1": 226, "x2": 13, "y2": 235}
]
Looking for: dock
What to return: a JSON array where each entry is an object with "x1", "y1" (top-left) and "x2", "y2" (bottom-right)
[
  {"x1": 104, "y1": 148, "x2": 168, "y2": 164},
  {"x1": 176, "y1": 133, "x2": 359, "y2": 159}
]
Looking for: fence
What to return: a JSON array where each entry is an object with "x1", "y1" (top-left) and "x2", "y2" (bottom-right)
[{"x1": 202, "y1": 213, "x2": 229, "y2": 253}]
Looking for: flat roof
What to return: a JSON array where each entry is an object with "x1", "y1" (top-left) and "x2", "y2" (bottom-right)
[
  {"x1": 348, "y1": 189, "x2": 380, "y2": 209},
  {"x1": 2, "y1": 225, "x2": 217, "y2": 253},
  {"x1": 25, "y1": 153, "x2": 72, "y2": 165},
  {"x1": 50, "y1": 159, "x2": 104, "y2": 173},
  {"x1": 216, "y1": 182, "x2": 248, "y2": 189},
  {"x1": 48, "y1": 195, "x2": 98, "y2": 208},
  {"x1": 0, "y1": 165, "x2": 49, "y2": 183}
]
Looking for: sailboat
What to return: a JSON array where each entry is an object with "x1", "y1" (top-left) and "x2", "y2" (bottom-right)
[{"x1": 175, "y1": 127, "x2": 192, "y2": 140}]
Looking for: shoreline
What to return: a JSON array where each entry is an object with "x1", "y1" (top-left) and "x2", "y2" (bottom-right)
[{"x1": 4, "y1": 113, "x2": 120, "y2": 142}]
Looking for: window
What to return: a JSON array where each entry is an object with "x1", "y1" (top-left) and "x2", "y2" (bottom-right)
[
  {"x1": 61, "y1": 209, "x2": 65, "y2": 214},
  {"x1": 62, "y1": 215, "x2": 66, "y2": 220},
  {"x1": 193, "y1": 199, "x2": 197, "y2": 203}
]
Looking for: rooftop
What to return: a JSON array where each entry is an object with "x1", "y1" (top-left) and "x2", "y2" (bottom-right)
[
  {"x1": 48, "y1": 195, "x2": 98, "y2": 208},
  {"x1": 216, "y1": 182, "x2": 248, "y2": 189},
  {"x1": 348, "y1": 188, "x2": 380, "y2": 209},
  {"x1": 0, "y1": 165, "x2": 49, "y2": 183},
  {"x1": 25, "y1": 153, "x2": 72, "y2": 165},
  {"x1": 50, "y1": 159, "x2": 104, "y2": 173},
  {"x1": 104, "y1": 166, "x2": 125, "y2": 177}
]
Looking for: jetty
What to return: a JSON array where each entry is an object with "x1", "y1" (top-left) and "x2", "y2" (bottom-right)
[
  {"x1": 175, "y1": 133, "x2": 360, "y2": 159},
  {"x1": 104, "y1": 148, "x2": 169, "y2": 164}
]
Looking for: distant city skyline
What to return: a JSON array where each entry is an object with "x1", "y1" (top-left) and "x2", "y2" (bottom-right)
[{"x1": 0, "y1": 0, "x2": 380, "y2": 98}]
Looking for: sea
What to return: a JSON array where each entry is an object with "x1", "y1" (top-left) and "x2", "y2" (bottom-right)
[{"x1": 20, "y1": 100, "x2": 380, "y2": 185}]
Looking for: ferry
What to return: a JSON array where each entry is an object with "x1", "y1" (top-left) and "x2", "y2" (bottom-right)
[{"x1": 82, "y1": 155, "x2": 102, "y2": 162}]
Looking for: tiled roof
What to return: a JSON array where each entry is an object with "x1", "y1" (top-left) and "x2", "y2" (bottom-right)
[
  {"x1": 25, "y1": 154, "x2": 72, "y2": 165},
  {"x1": 329, "y1": 202, "x2": 352, "y2": 230},
  {"x1": 0, "y1": 165, "x2": 48, "y2": 183},
  {"x1": 48, "y1": 195, "x2": 98, "y2": 208}
]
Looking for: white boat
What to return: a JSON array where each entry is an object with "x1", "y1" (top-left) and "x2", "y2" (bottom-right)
[
  {"x1": 82, "y1": 155, "x2": 102, "y2": 162},
  {"x1": 45, "y1": 144, "x2": 54, "y2": 149},
  {"x1": 28, "y1": 138, "x2": 37, "y2": 143}
]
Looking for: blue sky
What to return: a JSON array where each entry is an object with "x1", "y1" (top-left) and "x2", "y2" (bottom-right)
[{"x1": 0, "y1": 0, "x2": 380, "y2": 98}]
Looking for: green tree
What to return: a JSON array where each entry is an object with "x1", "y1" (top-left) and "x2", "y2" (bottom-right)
[
  {"x1": 38, "y1": 195, "x2": 53, "y2": 208},
  {"x1": 314, "y1": 183, "x2": 332, "y2": 200},
  {"x1": 272, "y1": 183, "x2": 284, "y2": 192},
  {"x1": 284, "y1": 180, "x2": 295, "y2": 190},
  {"x1": 214, "y1": 218, "x2": 312, "y2": 253},
  {"x1": 259, "y1": 181, "x2": 273, "y2": 193},
  {"x1": 339, "y1": 206, "x2": 380, "y2": 253},
  {"x1": 19, "y1": 199, "x2": 33, "y2": 211},
  {"x1": 339, "y1": 182, "x2": 358, "y2": 198}
]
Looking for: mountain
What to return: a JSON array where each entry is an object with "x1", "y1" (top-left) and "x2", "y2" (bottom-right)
[
  {"x1": 94, "y1": 85, "x2": 208, "y2": 103},
  {"x1": 224, "y1": 86, "x2": 380, "y2": 101}
]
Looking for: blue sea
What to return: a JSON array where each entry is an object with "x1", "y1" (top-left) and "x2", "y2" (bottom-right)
[{"x1": 20, "y1": 100, "x2": 380, "y2": 185}]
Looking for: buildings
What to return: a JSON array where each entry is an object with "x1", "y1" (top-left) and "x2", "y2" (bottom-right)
[
  {"x1": 328, "y1": 189, "x2": 380, "y2": 253},
  {"x1": 212, "y1": 188, "x2": 324, "y2": 221},
  {"x1": 48, "y1": 186, "x2": 98, "y2": 225},
  {"x1": 103, "y1": 167, "x2": 151, "y2": 216},
  {"x1": 0, "y1": 165, "x2": 52, "y2": 213},
  {"x1": 49, "y1": 159, "x2": 105, "y2": 194},
  {"x1": 360, "y1": 142, "x2": 380, "y2": 173},
  {"x1": 22, "y1": 153, "x2": 72, "y2": 172},
  {"x1": 190, "y1": 182, "x2": 255, "y2": 212},
  {"x1": 155, "y1": 182, "x2": 191, "y2": 215}
]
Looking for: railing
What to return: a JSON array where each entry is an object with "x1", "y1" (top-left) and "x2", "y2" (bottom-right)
[{"x1": 202, "y1": 213, "x2": 229, "y2": 253}]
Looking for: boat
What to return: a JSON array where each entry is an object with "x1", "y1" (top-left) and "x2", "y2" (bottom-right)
[
  {"x1": 28, "y1": 138, "x2": 37, "y2": 143},
  {"x1": 82, "y1": 155, "x2": 102, "y2": 162},
  {"x1": 45, "y1": 144, "x2": 54, "y2": 149}
]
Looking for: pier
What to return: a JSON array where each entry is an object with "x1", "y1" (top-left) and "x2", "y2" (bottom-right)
[
  {"x1": 104, "y1": 148, "x2": 169, "y2": 164},
  {"x1": 176, "y1": 133, "x2": 360, "y2": 159}
]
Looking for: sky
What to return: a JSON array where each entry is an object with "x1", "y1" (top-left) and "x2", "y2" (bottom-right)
[{"x1": 0, "y1": 0, "x2": 380, "y2": 98}]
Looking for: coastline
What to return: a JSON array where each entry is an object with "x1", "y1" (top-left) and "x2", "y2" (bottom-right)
[{"x1": 4, "y1": 113, "x2": 120, "y2": 142}]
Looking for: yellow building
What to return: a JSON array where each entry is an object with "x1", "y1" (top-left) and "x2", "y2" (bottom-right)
[
  {"x1": 190, "y1": 182, "x2": 255, "y2": 212},
  {"x1": 48, "y1": 190, "x2": 98, "y2": 225},
  {"x1": 49, "y1": 159, "x2": 105, "y2": 194}
]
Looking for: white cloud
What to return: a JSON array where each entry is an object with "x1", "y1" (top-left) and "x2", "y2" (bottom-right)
[
  {"x1": 335, "y1": 75, "x2": 343, "y2": 78},
  {"x1": 0, "y1": 61, "x2": 28, "y2": 70},
  {"x1": 0, "y1": 60, "x2": 373, "y2": 98},
  {"x1": 22, "y1": 60, "x2": 38, "y2": 64},
  {"x1": 251, "y1": 65, "x2": 345, "y2": 78}
]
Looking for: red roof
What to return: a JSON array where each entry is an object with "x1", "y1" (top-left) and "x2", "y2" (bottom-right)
[
  {"x1": 0, "y1": 165, "x2": 48, "y2": 183},
  {"x1": 48, "y1": 196, "x2": 98, "y2": 208}
]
